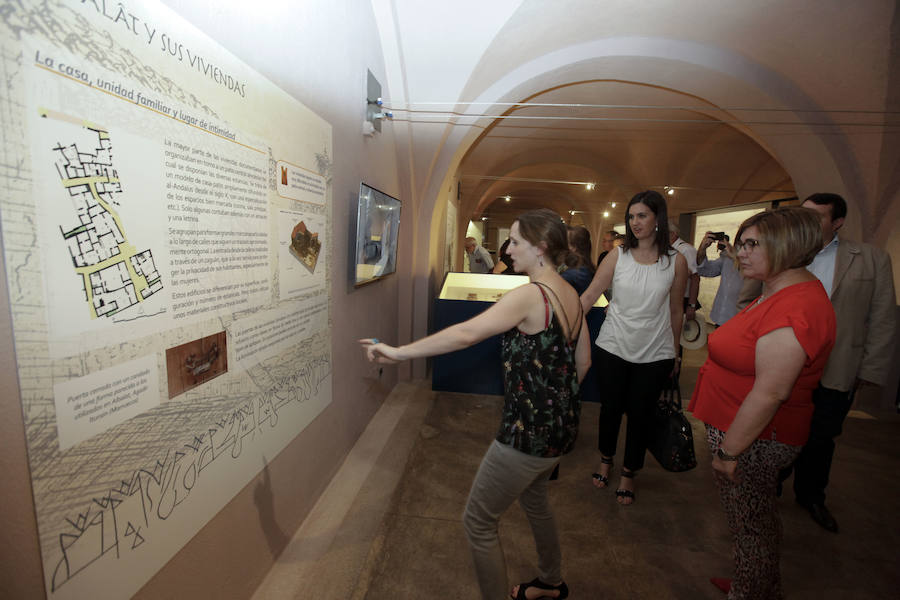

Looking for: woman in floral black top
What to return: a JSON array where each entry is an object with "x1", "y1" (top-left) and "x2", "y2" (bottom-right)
[{"x1": 361, "y1": 209, "x2": 590, "y2": 600}]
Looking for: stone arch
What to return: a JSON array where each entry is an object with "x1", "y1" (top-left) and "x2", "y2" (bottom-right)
[{"x1": 404, "y1": 36, "x2": 861, "y2": 373}]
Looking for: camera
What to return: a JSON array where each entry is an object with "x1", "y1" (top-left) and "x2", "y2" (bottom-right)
[{"x1": 710, "y1": 232, "x2": 729, "y2": 251}]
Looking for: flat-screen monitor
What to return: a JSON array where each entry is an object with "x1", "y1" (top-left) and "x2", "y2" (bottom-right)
[{"x1": 354, "y1": 183, "x2": 401, "y2": 286}]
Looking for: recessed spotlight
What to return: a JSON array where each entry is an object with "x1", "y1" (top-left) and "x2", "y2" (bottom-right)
[
  {"x1": 569, "y1": 210, "x2": 575, "y2": 215},
  {"x1": 504, "y1": 195, "x2": 511, "y2": 202},
  {"x1": 667, "y1": 188, "x2": 675, "y2": 196},
  {"x1": 603, "y1": 211, "x2": 610, "y2": 218},
  {"x1": 585, "y1": 183, "x2": 595, "y2": 191},
  {"x1": 611, "y1": 202, "x2": 617, "y2": 208},
  {"x1": 481, "y1": 216, "x2": 487, "y2": 221}
]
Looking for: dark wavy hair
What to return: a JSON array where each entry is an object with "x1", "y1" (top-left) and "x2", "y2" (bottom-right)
[
  {"x1": 564, "y1": 225, "x2": 595, "y2": 272},
  {"x1": 514, "y1": 208, "x2": 569, "y2": 267},
  {"x1": 624, "y1": 190, "x2": 672, "y2": 261}
]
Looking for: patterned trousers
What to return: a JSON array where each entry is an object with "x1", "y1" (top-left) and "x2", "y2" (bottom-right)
[{"x1": 706, "y1": 425, "x2": 802, "y2": 600}]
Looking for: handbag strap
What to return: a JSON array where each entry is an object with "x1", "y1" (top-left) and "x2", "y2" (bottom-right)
[{"x1": 663, "y1": 377, "x2": 682, "y2": 412}]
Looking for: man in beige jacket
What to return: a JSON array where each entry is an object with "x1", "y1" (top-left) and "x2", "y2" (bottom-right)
[{"x1": 780, "y1": 193, "x2": 896, "y2": 533}]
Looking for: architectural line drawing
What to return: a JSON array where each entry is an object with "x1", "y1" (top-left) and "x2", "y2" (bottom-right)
[
  {"x1": 48, "y1": 114, "x2": 163, "y2": 320},
  {"x1": 50, "y1": 354, "x2": 331, "y2": 592}
]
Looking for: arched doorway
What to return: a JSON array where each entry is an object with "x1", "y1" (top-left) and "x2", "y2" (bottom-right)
[{"x1": 396, "y1": 36, "x2": 883, "y2": 378}]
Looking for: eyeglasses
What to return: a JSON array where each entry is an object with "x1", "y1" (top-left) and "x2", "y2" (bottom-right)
[{"x1": 734, "y1": 238, "x2": 761, "y2": 252}]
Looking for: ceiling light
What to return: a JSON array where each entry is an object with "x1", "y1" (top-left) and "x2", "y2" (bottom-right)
[
  {"x1": 504, "y1": 195, "x2": 511, "y2": 202},
  {"x1": 611, "y1": 202, "x2": 617, "y2": 208},
  {"x1": 481, "y1": 216, "x2": 487, "y2": 221},
  {"x1": 667, "y1": 188, "x2": 675, "y2": 196},
  {"x1": 585, "y1": 183, "x2": 595, "y2": 191},
  {"x1": 569, "y1": 210, "x2": 575, "y2": 215},
  {"x1": 603, "y1": 211, "x2": 610, "y2": 218}
]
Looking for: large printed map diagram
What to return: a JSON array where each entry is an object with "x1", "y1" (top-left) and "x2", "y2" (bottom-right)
[{"x1": 50, "y1": 120, "x2": 163, "y2": 319}]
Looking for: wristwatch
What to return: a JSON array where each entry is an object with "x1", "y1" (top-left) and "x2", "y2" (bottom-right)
[{"x1": 716, "y1": 447, "x2": 740, "y2": 461}]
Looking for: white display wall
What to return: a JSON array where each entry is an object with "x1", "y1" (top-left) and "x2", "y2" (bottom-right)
[{"x1": 0, "y1": 2, "x2": 333, "y2": 598}]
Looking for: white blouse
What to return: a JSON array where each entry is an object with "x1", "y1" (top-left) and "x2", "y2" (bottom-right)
[{"x1": 595, "y1": 246, "x2": 677, "y2": 363}]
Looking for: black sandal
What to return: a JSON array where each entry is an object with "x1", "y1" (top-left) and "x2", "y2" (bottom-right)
[
  {"x1": 591, "y1": 455, "x2": 613, "y2": 488},
  {"x1": 615, "y1": 469, "x2": 636, "y2": 504},
  {"x1": 510, "y1": 577, "x2": 569, "y2": 600}
]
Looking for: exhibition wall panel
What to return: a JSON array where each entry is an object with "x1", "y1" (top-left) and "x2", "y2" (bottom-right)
[{"x1": 0, "y1": 2, "x2": 341, "y2": 598}]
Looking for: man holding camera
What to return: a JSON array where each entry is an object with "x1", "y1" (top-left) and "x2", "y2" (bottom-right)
[{"x1": 696, "y1": 231, "x2": 743, "y2": 326}]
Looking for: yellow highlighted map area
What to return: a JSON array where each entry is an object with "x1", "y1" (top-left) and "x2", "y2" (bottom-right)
[{"x1": 44, "y1": 108, "x2": 163, "y2": 319}]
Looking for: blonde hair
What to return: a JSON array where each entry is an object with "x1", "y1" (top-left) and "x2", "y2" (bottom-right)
[{"x1": 736, "y1": 207, "x2": 822, "y2": 275}]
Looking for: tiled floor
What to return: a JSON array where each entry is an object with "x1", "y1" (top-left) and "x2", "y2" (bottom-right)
[{"x1": 254, "y1": 366, "x2": 900, "y2": 599}]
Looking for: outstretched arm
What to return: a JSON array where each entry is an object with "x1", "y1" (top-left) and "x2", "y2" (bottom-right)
[
  {"x1": 360, "y1": 283, "x2": 536, "y2": 363},
  {"x1": 581, "y1": 248, "x2": 617, "y2": 311}
]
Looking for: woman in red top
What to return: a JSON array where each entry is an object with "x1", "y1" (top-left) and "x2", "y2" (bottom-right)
[{"x1": 689, "y1": 207, "x2": 836, "y2": 599}]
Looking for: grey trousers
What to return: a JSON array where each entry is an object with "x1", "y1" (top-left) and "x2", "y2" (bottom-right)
[{"x1": 462, "y1": 440, "x2": 563, "y2": 600}]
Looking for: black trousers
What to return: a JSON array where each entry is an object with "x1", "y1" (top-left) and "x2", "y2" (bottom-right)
[
  {"x1": 596, "y1": 347, "x2": 674, "y2": 472},
  {"x1": 784, "y1": 384, "x2": 854, "y2": 506}
]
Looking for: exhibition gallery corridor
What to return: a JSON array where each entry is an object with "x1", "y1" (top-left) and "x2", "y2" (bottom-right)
[{"x1": 251, "y1": 353, "x2": 900, "y2": 600}]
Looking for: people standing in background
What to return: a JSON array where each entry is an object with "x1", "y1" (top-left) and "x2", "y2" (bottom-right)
[
  {"x1": 581, "y1": 191, "x2": 688, "y2": 505},
  {"x1": 777, "y1": 193, "x2": 896, "y2": 533},
  {"x1": 465, "y1": 236, "x2": 494, "y2": 273},
  {"x1": 562, "y1": 226, "x2": 595, "y2": 294},
  {"x1": 492, "y1": 238, "x2": 516, "y2": 274},
  {"x1": 696, "y1": 231, "x2": 743, "y2": 326},
  {"x1": 669, "y1": 221, "x2": 700, "y2": 321},
  {"x1": 563, "y1": 226, "x2": 605, "y2": 411},
  {"x1": 596, "y1": 229, "x2": 618, "y2": 266},
  {"x1": 362, "y1": 209, "x2": 590, "y2": 600},
  {"x1": 690, "y1": 207, "x2": 836, "y2": 599}
]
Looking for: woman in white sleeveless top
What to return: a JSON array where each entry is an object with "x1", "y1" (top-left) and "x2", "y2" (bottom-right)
[{"x1": 581, "y1": 191, "x2": 688, "y2": 504}]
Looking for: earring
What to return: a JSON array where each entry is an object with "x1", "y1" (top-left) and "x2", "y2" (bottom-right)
[
  {"x1": 539, "y1": 255, "x2": 544, "y2": 267},
  {"x1": 655, "y1": 225, "x2": 658, "y2": 232}
]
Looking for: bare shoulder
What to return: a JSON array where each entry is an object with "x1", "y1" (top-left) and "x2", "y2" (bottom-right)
[
  {"x1": 593, "y1": 246, "x2": 619, "y2": 284},
  {"x1": 564, "y1": 280, "x2": 582, "y2": 305},
  {"x1": 545, "y1": 277, "x2": 583, "y2": 319},
  {"x1": 498, "y1": 281, "x2": 540, "y2": 306},
  {"x1": 669, "y1": 250, "x2": 687, "y2": 276},
  {"x1": 600, "y1": 246, "x2": 620, "y2": 267}
]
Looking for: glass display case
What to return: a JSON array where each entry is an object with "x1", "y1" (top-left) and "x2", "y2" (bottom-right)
[
  {"x1": 438, "y1": 272, "x2": 608, "y2": 307},
  {"x1": 432, "y1": 272, "x2": 607, "y2": 394}
]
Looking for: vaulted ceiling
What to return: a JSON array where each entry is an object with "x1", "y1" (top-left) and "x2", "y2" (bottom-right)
[
  {"x1": 372, "y1": 0, "x2": 898, "y2": 252},
  {"x1": 459, "y1": 80, "x2": 796, "y2": 233}
]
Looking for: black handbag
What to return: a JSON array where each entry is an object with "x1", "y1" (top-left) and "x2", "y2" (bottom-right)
[{"x1": 649, "y1": 380, "x2": 697, "y2": 472}]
